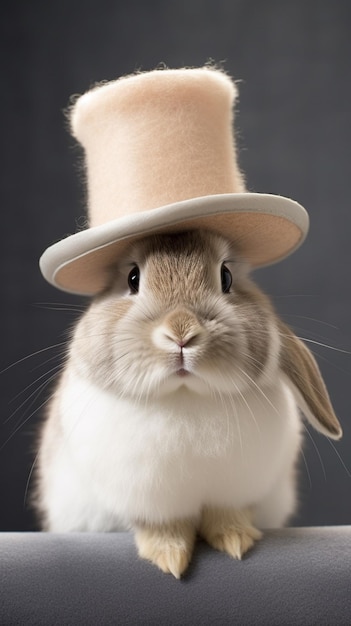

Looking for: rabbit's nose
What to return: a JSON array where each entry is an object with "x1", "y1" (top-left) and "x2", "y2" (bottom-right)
[
  {"x1": 153, "y1": 308, "x2": 205, "y2": 352},
  {"x1": 165, "y1": 329, "x2": 201, "y2": 349}
]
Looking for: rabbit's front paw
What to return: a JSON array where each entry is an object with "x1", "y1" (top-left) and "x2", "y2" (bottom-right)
[
  {"x1": 135, "y1": 519, "x2": 196, "y2": 579},
  {"x1": 199, "y1": 506, "x2": 262, "y2": 560}
]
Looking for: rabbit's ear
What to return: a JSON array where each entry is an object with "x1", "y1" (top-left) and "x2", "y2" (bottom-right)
[{"x1": 278, "y1": 320, "x2": 342, "y2": 440}]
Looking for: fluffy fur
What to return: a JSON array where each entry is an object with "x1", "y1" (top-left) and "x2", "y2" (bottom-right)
[{"x1": 35, "y1": 230, "x2": 341, "y2": 577}]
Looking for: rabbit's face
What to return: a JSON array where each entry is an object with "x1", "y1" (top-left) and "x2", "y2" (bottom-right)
[{"x1": 70, "y1": 231, "x2": 280, "y2": 400}]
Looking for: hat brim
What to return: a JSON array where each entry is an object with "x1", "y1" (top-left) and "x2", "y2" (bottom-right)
[{"x1": 40, "y1": 193, "x2": 309, "y2": 295}]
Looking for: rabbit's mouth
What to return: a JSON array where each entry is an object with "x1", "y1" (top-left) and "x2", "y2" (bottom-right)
[
  {"x1": 176, "y1": 367, "x2": 190, "y2": 377},
  {"x1": 174, "y1": 348, "x2": 193, "y2": 378}
]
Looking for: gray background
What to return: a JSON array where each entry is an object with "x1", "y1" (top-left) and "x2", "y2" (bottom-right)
[{"x1": 0, "y1": 0, "x2": 350, "y2": 531}]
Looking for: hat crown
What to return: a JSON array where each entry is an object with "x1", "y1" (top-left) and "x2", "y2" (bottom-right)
[{"x1": 70, "y1": 67, "x2": 245, "y2": 228}]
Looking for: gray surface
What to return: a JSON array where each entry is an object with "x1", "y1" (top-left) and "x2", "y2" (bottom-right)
[{"x1": 1, "y1": 528, "x2": 351, "y2": 625}]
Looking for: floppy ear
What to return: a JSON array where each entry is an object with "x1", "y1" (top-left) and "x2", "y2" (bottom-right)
[{"x1": 277, "y1": 320, "x2": 342, "y2": 440}]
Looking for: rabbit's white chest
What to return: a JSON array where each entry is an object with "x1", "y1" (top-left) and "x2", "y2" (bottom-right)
[{"x1": 53, "y1": 371, "x2": 301, "y2": 527}]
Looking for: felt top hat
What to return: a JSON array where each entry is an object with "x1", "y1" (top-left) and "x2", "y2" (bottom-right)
[{"x1": 40, "y1": 66, "x2": 309, "y2": 295}]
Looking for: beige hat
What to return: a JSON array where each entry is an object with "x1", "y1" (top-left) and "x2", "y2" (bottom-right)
[{"x1": 40, "y1": 66, "x2": 309, "y2": 295}]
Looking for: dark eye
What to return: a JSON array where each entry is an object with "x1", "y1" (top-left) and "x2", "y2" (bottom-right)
[
  {"x1": 128, "y1": 266, "x2": 140, "y2": 293},
  {"x1": 221, "y1": 264, "x2": 232, "y2": 293}
]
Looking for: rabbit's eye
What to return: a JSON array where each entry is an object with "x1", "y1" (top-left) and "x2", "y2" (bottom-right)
[
  {"x1": 221, "y1": 264, "x2": 232, "y2": 293},
  {"x1": 128, "y1": 266, "x2": 140, "y2": 294}
]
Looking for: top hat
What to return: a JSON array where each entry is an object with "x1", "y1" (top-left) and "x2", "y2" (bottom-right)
[{"x1": 39, "y1": 66, "x2": 309, "y2": 295}]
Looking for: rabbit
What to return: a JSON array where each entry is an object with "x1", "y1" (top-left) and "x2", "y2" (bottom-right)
[{"x1": 35, "y1": 229, "x2": 342, "y2": 578}]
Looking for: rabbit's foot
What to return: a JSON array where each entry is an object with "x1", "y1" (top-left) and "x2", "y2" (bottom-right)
[
  {"x1": 199, "y1": 506, "x2": 262, "y2": 560},
  {"x1": 134, "y1": 519, "x2": 196, "y2": 579}
]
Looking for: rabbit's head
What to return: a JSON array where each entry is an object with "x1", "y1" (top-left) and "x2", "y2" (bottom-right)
[{"x1": 70, "y1": 229, "x2": 341, "y2": 439}]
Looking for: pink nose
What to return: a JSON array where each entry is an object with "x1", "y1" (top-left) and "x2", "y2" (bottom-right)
[
  {"x1": 153, "y1": 307, "x2": 205, "y2": 353},
  {"x1": 175, "y1": 333, "x2": 200, "y2": 349}
]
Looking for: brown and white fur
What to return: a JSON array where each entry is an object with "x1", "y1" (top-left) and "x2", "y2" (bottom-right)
[{"x1": 35, "y1": 230, "x2": 342, "y2": 578}]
